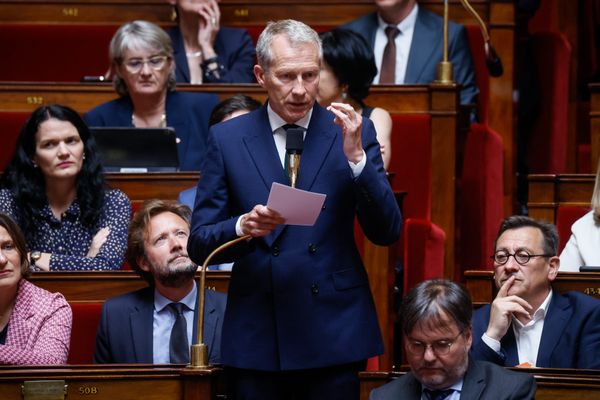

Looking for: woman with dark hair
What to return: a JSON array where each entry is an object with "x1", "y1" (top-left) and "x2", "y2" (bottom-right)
[
  {"x1": 0, "y1": 105, "x2": 131, "y2": 271},
  {"x1": 84, "y1": 20, "x2": 220, "y2": 171},
  {"x1": 166, "y1": 0, "x2": 255, "y2": 84},
  {"x1": 0, "y1": 212, "x2": 72, "y2": 365},
  {"x1": 318, "y1": 28, "x2": 392, "y2": 170}
]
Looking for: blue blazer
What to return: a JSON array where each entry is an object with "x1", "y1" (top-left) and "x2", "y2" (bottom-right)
[
  {"x1": 188, "y1": 103, "x2": 402, "y2": 371},
  {"x1": 369, "y1": 358, "x2": 535, "y2": 400},
  {"x1": 94, "y1": 285, "x2": 226, "y2": 364},
  {"x1": 471, "y1": 291, "x2": 600, "y2": 369},
  {"x1": 168, "y1": 26, "x2": 255, "y2": 84},
  {"x1": 343, "y1": 8, "x2": 478, "y2": 106},
  {"x1": 84, "y1": 91, "x2": 219, "y2": 171}
]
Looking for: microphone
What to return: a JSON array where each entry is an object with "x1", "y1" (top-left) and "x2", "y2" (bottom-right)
[
  {"x1": 285, "y1": 127, "x2": 304, "y2": 188},
  {"x1": 485, "y1": 41, "x2": 504, "y2": 77}
]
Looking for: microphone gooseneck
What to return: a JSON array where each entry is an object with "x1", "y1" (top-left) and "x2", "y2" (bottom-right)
[{"x1": 286, "y1": 128, "x2": 304, "y2": 188}]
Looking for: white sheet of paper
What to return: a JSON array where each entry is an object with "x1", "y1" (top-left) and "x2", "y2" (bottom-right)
[{"x1": 266, "y1": 182, "x2": 326, "y2": 226}]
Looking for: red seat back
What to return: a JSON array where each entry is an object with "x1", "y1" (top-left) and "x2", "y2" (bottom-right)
[
  {"x1": 556, "y1": 206, "x2": 589, "y2": 253},
  {"x1": 388, "y1": 114, "x2": 432, "y2": 220},
  {"x1": 0, "y1": 25, "x2": 118, "y2": 81},
  {"x1": 403, "y1": 218, "x2": 445, "y2": 293},
  {"x1": 464, "y1": 25, "x2": 489, "y2": 124},
  {"x1": 68, "y1": 302, "x2": 103, "y2": 364},
  {"x1": 459, "y1": 123, "x2": 503, "y2": 277},
  {"x1": 527, "y1": 31, "x2": 571, "y2": 174},
  {"x1": 0, "y1": 112, "x2": 29, "y2": 170}
]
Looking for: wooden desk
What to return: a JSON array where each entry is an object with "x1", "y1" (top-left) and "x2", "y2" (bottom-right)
[
  {"x1": 464, "y1": 270, "x2": 600, "y2": 307},
  {"x1": 0, "y1": 364, "x2": 223, "y2": 400},
  {"x1": 359, "y1": 369, "x2": 600, "y2": 400},
  {"x1": 528, "y1": 173, "x2": 594, "y2": 223},
  {"x1": 28, "y1": 271, "x2": 231, "y2": 303}
]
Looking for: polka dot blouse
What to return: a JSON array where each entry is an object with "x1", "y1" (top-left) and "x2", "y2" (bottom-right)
[{"x1": 0, "y1": 188, "x2": 131, "y2": 270}]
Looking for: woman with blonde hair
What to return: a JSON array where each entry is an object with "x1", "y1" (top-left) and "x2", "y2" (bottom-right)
[{"x1": 559, "y1": 160, "x2": 600, "y2": 271}]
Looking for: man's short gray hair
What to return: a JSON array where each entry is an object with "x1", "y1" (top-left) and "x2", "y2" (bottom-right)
[
  {"x1": 256, "y1": 19, "x2": 322, "y2": 71},
  {"x1": 109, "y1": 20, "x2": 176, "y2": 97}
]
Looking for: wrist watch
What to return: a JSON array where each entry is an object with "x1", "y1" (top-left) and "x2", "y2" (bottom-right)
[{"x1": 30, "y1": 251, "x2": 42, "y2": 271}]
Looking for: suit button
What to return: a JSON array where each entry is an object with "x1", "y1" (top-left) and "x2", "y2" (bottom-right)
[
  {"x1": 272, "y1": 245, "x2": 279, "y2": 257},
  {"x1": 308, "y1": 243, "x2": 317, "y2": 254},
  {"x1": 311, "y1": 284, "x2": 319, "y2": 294}
]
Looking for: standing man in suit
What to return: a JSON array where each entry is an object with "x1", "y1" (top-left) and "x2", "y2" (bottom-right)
[
  {"x1": 188, "y1": 19, "x2": 401, "y2": 400},
  {"x1": 370, "y1": 279, "x2": 535, "y2": 400},
  {"x1": 471, "y1": 216, "x2": 600, "y2": 369},
  {"x1": 343, "y1": 0, "x2": 478, "y2": 107},
  {"x1": 94, "y1": 199, "x2": 226, "y2": 364}
]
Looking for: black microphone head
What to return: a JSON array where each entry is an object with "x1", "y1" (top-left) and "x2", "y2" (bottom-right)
[
  {"x1": 286, "y1": 128, "x2": 304, "y2": 155},
  {"x1": 485, "y1": 43, "x2": 503, "y2": 77}
]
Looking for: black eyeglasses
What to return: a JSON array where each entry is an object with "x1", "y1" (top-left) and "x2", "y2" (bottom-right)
[
  {"x1": 405, "y1": 331, "x2": 463, "y2": 356},
  {"x1": 491, "y1": 250, "x2": 553, "y2": 266}
]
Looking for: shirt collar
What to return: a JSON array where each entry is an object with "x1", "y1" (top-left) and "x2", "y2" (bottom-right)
[
  {"x1": 377, "y1": 2, "x2": 419, "y2": 33},
  {"x1": 513, "y1": 289, "x2": 553, "y2": 329},
  {"x1": 154, "y1": 283, "x2": 197, "y2": 313},
  {"x1": 421, "y1": 378, "x2": 463, "y2": 397},
  {"x1": 266, "y1": 102, "x2": 312, "y2": 133}
]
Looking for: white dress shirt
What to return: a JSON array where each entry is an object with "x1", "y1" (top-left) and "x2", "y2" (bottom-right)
[
  {"x1": 152, "y1": 284, "x2": 197, "y2": 364},
  {"x1": 235, "y1": 103, "x2": 366, "y2": 236},
  {"x1": 481, "y1": 290, "x2": 553, "y2": 367},
  {"x1": 373, "y1": 3, "x2": 419, "y2": 84}
]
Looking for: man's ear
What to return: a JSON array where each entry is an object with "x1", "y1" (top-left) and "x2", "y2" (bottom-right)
[
  {"x1": 547, "y1": 256, "x2": 560, "y2": 282},
  {"x1": 137, "y1": 255, "x2": 151, "y2": 272},
  {"x1": 254, "y1": 64, "x2": 265, "y2": 87}
]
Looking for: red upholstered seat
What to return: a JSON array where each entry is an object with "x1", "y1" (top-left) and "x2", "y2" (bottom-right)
[
  {"x1": 388, "y1": 114, "x2": 432, "y2": 220},
  {"x1": 458, "y1": 123, "x2": 503, "y2": 278},
  {"x1": 68, "y1": 302, "x2": 103, "y2": 364},
  {"x1": 464, "y1": 25, "x2": 489, "y2": 124},
  {"x1": 527, "y1": 31, "x2": 571, "y2": 174},
  {"x1": 0, "y1": 25, "x2": 118, "y2": 81},
  {"x1": 556, "y1": 206, "x2": 589, "y2": 253},
  {"x1": 0, "y1": 112, "x2": 29, "y2": 170},
  {"x1": 403, "y1": 218, "x2": 445, "y2": 293}
]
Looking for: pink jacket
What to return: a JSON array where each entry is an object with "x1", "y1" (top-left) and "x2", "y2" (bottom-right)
[{"x1": 0, "y1": 279, "x2": 72, "y2": 365}]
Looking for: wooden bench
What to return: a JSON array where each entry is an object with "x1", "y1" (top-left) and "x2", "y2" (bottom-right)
[
  {"x1": 0, "y1": 364, "x2": 223, "y2": 400},
  {"x1": 464, "y1": 270, "x2": 600, "y2": 307},
  {"x1": 359, "y1": 368, "x2": 600, "y2": 400}
]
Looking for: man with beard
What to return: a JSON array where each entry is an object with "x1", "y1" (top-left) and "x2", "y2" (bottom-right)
[
  {"x1": 471, "y1": 216, "x2": 600, "y2": 369},
  {"x1": 94, "y1": 199, "x2": 226, "y2": 364},
  {"x1": 370, "y1": 279, "x2": 535, "y2": 400}
]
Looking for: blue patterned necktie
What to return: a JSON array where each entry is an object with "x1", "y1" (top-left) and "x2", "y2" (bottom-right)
[
  {"x1": 168, "y1": 302, "x2": 189, "y2": 363},
  {"x1": 423, "y1": 388, "x2": 455, "y2": 400}
]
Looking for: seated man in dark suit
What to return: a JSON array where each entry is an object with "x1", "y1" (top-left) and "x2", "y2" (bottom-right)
[
  {"x1": 471, "y1": 216, "x2": 600, "y2": 369},
  {"x1": 343, "y1": 0, "x2": 478, "y2": 107},
  {"x1": 371, "y1": 279, "x2": 535, "y2": 400},
  {"x1": 94, "y1": 199, "x2": 226, "y2": 364}
]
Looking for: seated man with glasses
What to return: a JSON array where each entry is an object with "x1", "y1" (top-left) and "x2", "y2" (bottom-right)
[
  {"x1": 471, "y1": 215, "x2": 600, "y2": 369},
  {"x1": 370, "y1": 279, "x2": 535, "y2": 400}
]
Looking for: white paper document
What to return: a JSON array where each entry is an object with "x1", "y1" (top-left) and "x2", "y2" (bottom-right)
[{"x1": 266, "y1": 182, "x2": 326, "y2": 226}]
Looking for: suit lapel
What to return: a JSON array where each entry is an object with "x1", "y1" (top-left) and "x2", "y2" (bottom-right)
[
  {"x1": 405, "y1": 9, "x2": 440, "y2": 83},
  {"x1": 131, "y1": 289, "x2": 154, "y2": 363},
  {"x1": 165, "y1": 93, "x2": 190, "y2": 165},
  {"x1": 460, "y1": 358, "x2": 486, "y2": 399},
  {"x1": 295, "y1": 104, "x2": 337, "y2": 192},
  {"x1": 536, "y1": 292, "x2": 570, "y2": 367},
  {"x1": 170, "y1": 28, "x2": 191, "y2": 82},
  {"x1": 365, "y1": 13, "x2": 379, "y2": 49},
  {"x1": 500, "y1": 327, "x2": 519, "y2": 366}
]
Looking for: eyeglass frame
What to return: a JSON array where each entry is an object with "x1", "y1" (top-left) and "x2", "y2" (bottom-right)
[
  {"x1": 405, "y1": 330, "x2": 464, "y2": 356},
  {"x1": 120, "y1": 55, "x2": 171, "y2": 74},
  {"x1": 491, "y1": 250, "x2": 554, "y2": 267}
]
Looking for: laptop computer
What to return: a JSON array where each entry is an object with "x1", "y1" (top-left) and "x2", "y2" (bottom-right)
[{"x1": 90, "y1": 127, "x2": 180, "y2": 172}]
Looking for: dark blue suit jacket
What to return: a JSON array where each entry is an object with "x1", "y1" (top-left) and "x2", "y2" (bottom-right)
[
  {"x1": 343, "y1": 7, "x2": 478, "y2": 106},
  {"x1": 369, "y1": 358, "x2": 536, "y2": 400},
  {"x1": 168, "y1": 26, "x2": 255, "y2": 84},
  {"x1": 94, "y1": 285, "x2": 226, "y2": 364},
  {"x1": 84, "y1": 91, "x2": 219, "y2": 171},
  {"x1": 471, "y1": 291, "x2": 600, "y2": 369},
  {"x1": 188, "y1": 103, "x2": 402, "y2": 371}
]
